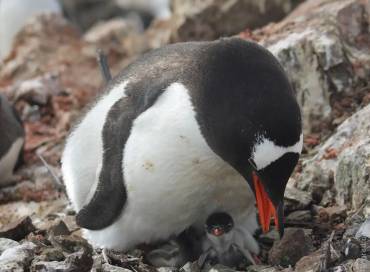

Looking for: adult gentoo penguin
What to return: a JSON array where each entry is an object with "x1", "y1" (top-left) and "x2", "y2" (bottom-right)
[
  {"x1": 62, "y1": 38, "x2": 302, "y2": 254},
  {"x1": 0, "y1": 94, "x2": 24, "y2": 186}
]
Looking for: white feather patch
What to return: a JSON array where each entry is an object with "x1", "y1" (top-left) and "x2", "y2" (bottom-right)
[{"x1": 252, "y1": 134, "x2": 303, "y2": 170}]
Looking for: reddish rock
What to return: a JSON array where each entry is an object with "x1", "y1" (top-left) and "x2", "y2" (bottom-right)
[{"x1": 268, "y1": 228, "x2": 313, "y2": 266}]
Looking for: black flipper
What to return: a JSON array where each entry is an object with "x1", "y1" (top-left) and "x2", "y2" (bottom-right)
[{"x1": 76, "y1": 86, "x2": 165, "y2": 230}]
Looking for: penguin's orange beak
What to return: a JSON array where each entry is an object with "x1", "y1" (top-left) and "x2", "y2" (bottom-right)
[{"x1": 252, "y1": 172, "x2": 279, "y2": 233}]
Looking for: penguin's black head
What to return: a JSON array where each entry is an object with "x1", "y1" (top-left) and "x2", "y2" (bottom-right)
[
  {"x1": 205, "y1": 212, "x2": 234, "y2": 237},
  {"x1": 195, "y1": 38, "x2": 303, "y2": 237}
]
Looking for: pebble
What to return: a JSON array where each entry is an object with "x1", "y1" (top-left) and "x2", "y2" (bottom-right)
[
  {"x1": 0, "y1": 242, "x2": 36, "y2": 271},
  {"x1": 268, "y1": 228, "x2": 312, "y2": 266}
]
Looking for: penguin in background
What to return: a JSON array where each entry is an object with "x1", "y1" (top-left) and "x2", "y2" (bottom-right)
[
  {"x1": 0, "y1": 0, "x2": 61, "y2": 61},
  {"x1": 62, "y1": 38, "x2": 303, "y2": 261},
  {"x1": 0, "y1": 94, "x2": 24, "y2": 186}
]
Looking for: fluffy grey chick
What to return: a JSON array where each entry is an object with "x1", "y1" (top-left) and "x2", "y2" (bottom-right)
[{"x1": 200, "y1": 212, "x2": 258, "y2": 268}]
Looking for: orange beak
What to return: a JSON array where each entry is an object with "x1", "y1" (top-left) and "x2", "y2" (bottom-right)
[{"x1": 252, "y1": 172, "x2": 279, "y2": 233}]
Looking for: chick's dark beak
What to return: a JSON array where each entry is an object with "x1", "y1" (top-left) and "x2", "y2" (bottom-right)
[{"x1": 252, "y1": 172, "x2": 284, "y2": 237}]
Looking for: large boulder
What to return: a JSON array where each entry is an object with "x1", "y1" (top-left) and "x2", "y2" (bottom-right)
[
  {"x1": 295, "y1": 104, "x2": 370, "y2": 214},
  {"x1": 170, "y1": 0, "x2": 303, "y2": 41},
  {"x1": 254, "y1": 0, "x2": 370, "y2": 134}
]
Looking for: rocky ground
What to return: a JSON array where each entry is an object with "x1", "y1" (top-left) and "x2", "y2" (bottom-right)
[{"x1": 0, "y1": 0, "x2": 370, "y2": 271}]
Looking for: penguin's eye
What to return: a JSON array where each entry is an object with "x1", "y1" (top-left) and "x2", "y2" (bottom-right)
[{"x1": 248, "y1": 158, "x2": 258, "y2": 171}]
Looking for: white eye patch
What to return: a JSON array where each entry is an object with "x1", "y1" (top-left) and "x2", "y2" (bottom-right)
[{"x1": 251, "y1": 134, "x2": 303, "y2": 170}]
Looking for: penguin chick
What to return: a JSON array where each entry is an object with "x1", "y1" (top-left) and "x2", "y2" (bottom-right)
[
  {"x1": 0, "y1": 94, "x2": 24, "y2": 186},
  {"x1": 200, "y1": 212, "x2": 258, "y2": 268},
  {"x1": 62, "y1": 38, "x2": 302, "y2": 253}
]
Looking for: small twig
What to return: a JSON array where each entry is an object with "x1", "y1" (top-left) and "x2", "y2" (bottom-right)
[
  {"x1": 37, "y1": 153, "x2": 65, "y2": 193},
  {"x1": 96, "y1": 49, "x2": 112, "y2": 84}
]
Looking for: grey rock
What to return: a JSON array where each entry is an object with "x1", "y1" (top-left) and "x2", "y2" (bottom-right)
[
  {"x1": 317, "y1": 206, "x2": 347, "y2": 226},
  {"x1": 335, "y1": 140, "x2": 370, "y2": 215},
  {"x1": 90, "y1": 254, "x2": 104, "y2": 272},
  {"x1": 48, "y1": 219, "x2": 71, "y2": 236},
  {"x1": 295, "y1": 104, "x2": 370, "y2": 214},
  {"x1": 61, "y1": 0, "x2": 153, "y2": 31},
  {"x1": 38, "y1": 247, "x2": 65, "y2": 262},
  {"x1": 205, "y1": 264, "x2": 237, "y2": 272},
  {"x1": 268, "y1": 228, "x2": 312, "y2": 266},
  {"x1": 343, "y1": 215, "x2": 364, "y2": 239},
  {"x1": 0, "y1": 242, "x2": 36, "y2": 272},
  {"x1": 284, "y1": 183, "x2": 312, "y2": 212},
  {"x1": 352, "y1": 258, "x2": 370, "y2": 272},
  {"x1": 64, "y1": 248, "x2": 93, "y2": 271},
  {"x1": 32, "y1": 248, "x2": 93, "y2": 272},
  {"x1": 295, "y1": 162, "x2": 333, "y2": 204},
  {"x1": 260, "y1": 0, "x2": 370, "y2": 134},
  {"x1": 49, "y1": 234, "x2": 92, "y2": 254},
  {"x1": 157, "y1": 267, "x2": 178, "y2": 272},
  {"x1": 356, "y1": 219, "x2": 370, "y2": 239},
  {"x1": 330, "y1": 260, "x2": 356, "y2": 272},
  {"x1": 0, "y1": 238, "x2": 19, "y2": 255},
  {"x1": 180, "y1": 261, "x2": 201, "y2": 272},
  {"x1": 171, "y1": 0, "x2": 302, "y2": 42},
  {"x1": 286, "y1": 210, "x2": 312, "y2": 222},
  {"x1": 294, "y1": 250, "x2": 325, "y2": 272},
  {"x1": 102, "y1": 263, "x2": 133, "y2": 272},
  {"x1": 246, "y1": 265, "x2": 280, "y2": 272},
  {"x1": 84, "y1": 18, "x2": 143, "y2": 44},
  {"x1": 31, "y1": 260, "x2": 71, "y2": 271}
]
